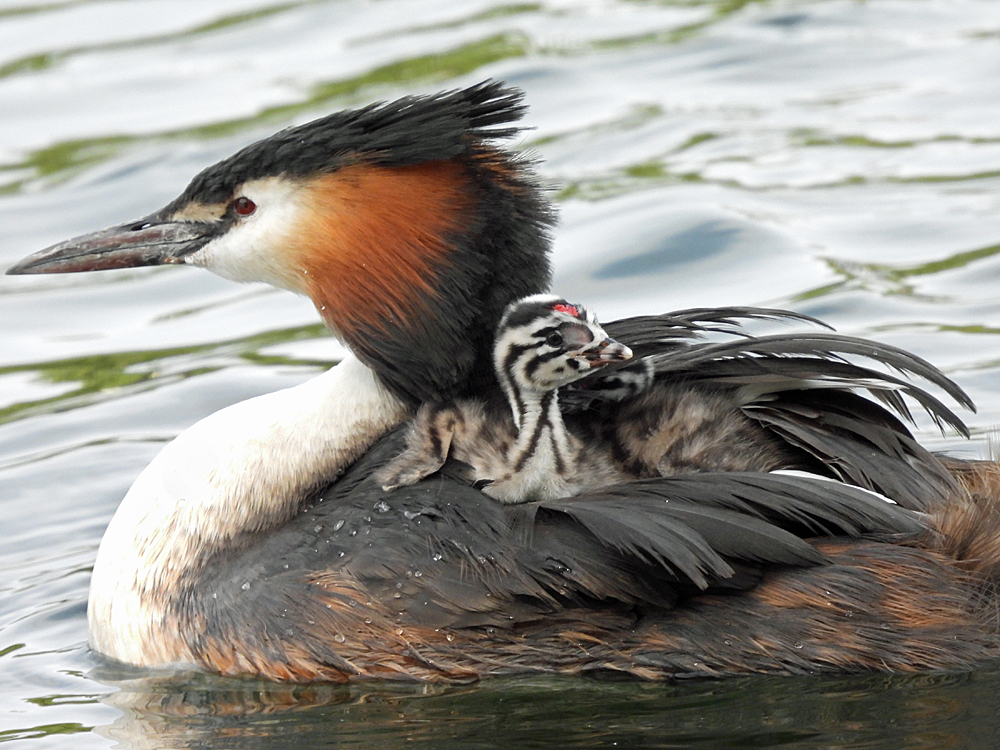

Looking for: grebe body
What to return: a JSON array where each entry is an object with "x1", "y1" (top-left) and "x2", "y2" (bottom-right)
[{"x1": 8, "y1": 82, "x2": 1000, "y2": 681}]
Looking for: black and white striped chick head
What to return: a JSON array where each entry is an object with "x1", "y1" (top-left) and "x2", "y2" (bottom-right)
[{"x1": 494, "y1": 294, "x2": 633, "y2": 397}]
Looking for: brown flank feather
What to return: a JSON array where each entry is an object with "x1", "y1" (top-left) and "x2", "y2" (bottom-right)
[{"x1": 181, "y1": 469, "x2": 1000, "y2": 682}]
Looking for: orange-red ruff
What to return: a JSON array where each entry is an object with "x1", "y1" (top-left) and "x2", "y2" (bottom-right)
[{"x1": 298, "y1": 162, "x2": 472, "y2": 339}]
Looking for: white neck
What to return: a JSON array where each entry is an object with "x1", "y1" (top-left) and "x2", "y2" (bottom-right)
[{"x1": 87, "y1": 354, "x2": 408, "y2": 666}]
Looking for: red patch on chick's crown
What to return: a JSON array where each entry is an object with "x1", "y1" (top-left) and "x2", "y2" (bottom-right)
[{"x1": 552, "y1": 303, "x2": 581, "y2": 318}]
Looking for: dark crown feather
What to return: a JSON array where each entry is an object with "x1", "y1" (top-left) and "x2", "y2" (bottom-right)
[{"x1": 176, "y1": 80, "x2": 527, "y2": 205}]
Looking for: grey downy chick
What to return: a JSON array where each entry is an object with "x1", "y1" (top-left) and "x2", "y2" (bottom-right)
[{"x1": 377, "y1": 294, "x2": 633, "y2": 503}]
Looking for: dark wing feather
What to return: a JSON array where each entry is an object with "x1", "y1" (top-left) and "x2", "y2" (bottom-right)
[
  {"x1": 648, "y1": 332, "x2": 973, "y2": 431},
  {"x1": 745, "y1": 391, "x2": 962, "y2": 509},
  {"x1": 566, "y1": 307, "x2": 829, "y2": 407},
  {"x1": 527, "y1": 498, "x2": 738, "y2": 589},
  {"x1": 588, "y1": 306, "x2": 973, "y2": 434},
  {"x1": 675, "y1": 354, "x2": 970, "y2": 436},
  {"x1": 590, "y1": 472, "x2": 927, "y2": 537},
  {"x1": 570, "y1": 306, "x2": 972, "y2": 508},
  {"x1": 181, "y1": 431, "x2": 930, "y2": 679},
  {"x1": 538, "y1": 494, "x2": 827, "y2": 584},
  {"x1": 329, "y1": 437, "x2": 923, "y2": 602},
  {"x1": 602, "y1": 307, "x2": 830, "y2": 347}
]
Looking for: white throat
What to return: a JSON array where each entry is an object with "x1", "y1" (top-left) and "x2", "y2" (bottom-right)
[{"x1": 87, "y1": 354, "x2": 408, "y2": 666}]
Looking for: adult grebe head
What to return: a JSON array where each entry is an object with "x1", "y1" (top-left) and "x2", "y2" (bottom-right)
[{"x1": 7, "y1": 81, "x2": 553, "y2": 405}]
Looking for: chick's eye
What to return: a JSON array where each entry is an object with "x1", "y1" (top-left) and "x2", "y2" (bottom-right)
[
  {"x1": 545, "y1": 332, "x2": 564, "y2": 348},
  {"x1": 232, "y1": 196, "x2": 256, "y2": 216}
]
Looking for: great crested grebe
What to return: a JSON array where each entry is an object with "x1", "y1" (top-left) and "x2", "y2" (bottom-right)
[
  {"x1": 377, "y1": 294, "x2": 634, "y2": 502},
  {"x1": 9, "y1": 82, "x2": 1000, "y2": 681}
]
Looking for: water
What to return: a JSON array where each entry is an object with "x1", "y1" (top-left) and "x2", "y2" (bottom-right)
[{"x1": 3, "y1": 0, "x2": 1000, "y2": 746}]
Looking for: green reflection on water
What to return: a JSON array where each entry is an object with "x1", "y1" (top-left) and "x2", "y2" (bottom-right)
[
  {"x1": 0, "y1": 2, "x2": 87, "y2": 21},
  {"x1": 25, "y1": 693, "x2": 100, "y2": 707},
  {"x1": 0, "y1": 722, "x2": 91, "y2": 741},
  {"x1": 361, "y1": 3, "x2": 542, "y2": 39},
  {"x1": 624, "y1": 161, "x2": 669, "y2": 179},
  {"x1": 303, "y1": 34, "x2": 528, "y2": 116},
  {"x1": 0, "y1": 0, "x2": 782, "y2": 192},
  {"x1": 796, "y1": 243, "x2": 1000, "y2": 302},
  {"x1": 1, "y1": 34, "x2": 529, "y2": 190},
  {"x1": 552, "y1": 124, "x2": 720, "y2": 200},
  {"x1": 0, "y1": 323, "x2": 330, "y2": 425},
  {"x1": 0, "y1": 2, "x2": 312, "y2": 78},
  {"x1": 888, "y1": 170, "x2": 1000, "y2": 184},
  {"x1": 608, "y1": 0, "x2": 772, "y2": 46},
  {"x1": 193, "y1": 2, "x2": 303, "y2": 34},
  {"x1": 793, "y1": 129, "x2": 1000, "y2": 149},
  {"x1": 18, "y1": 137, "x2": 133, "y2": 181},
  {"x1": 559, "y1": 167, "x2": 707, "y2": 201}
]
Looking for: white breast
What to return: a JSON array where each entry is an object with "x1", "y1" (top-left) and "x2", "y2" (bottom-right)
[{"x1": 87, "y1": 354, "x2": 408, "y2": 666}]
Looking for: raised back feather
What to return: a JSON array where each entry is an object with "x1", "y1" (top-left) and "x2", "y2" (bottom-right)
[{"x1": 573, "y1": 307, "x2": 974, "y2": 510}]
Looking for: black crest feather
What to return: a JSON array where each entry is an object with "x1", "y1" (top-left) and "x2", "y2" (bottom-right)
[{"x1": 176, "y1": 80, "x2": 528, "y2": 205}]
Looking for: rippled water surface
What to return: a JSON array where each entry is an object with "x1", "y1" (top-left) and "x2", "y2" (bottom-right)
[{"x1": 4, "y1": 0, "x2": 1000, "y2": 747}]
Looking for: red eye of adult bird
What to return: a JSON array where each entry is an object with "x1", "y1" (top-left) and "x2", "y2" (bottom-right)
[
  {"x1": 6, "y1": 81, "x2": 1000, "y2": 684},
  {"x1": 232, "y1": 196, "x2": 256, "y2": 216}
]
